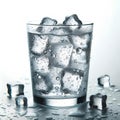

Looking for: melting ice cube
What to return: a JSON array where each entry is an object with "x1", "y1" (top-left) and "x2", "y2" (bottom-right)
[
  {"x1": 31, "y1": 55, "x2": 49, "y2": 75},
  {"x1": 63, "y1": 14, "x2": 82, "y2": 31},
  {"x1": 40, "y1": 17, "x2": 57, "y2": 25},
  {"x1": 46, "y1": 67, "x2": 63, "y2": 95},
  {"x1": 37, "y1": 17, "x2": 57, "y2": 33},
  {"x1": 51, "y1": 27, "x2": 70, "y2": 35},
  {"x1": 89, "y1": 93, "x2": 107, "y2": 110},
  {"x1": 97, "y1": 75, "x2": 110, "y2": 88},
  {"x1": 50, "y1": 43, "x2": 73, "y2": 68},
  {"x1": 30, "y1": 34, "x2": 48, "y2": 55},
  {"x1": 32, "y1": 72, "x2": 52, "y2": 93},
  {"x1": 49, "y1": 35, "x2": 70, "y2": 45},
  {"x1": 69, "y1": 49, "x2": 88, "y2": 71},
  {"x1": 7, "y1": 83, "x2": 24, "y2": 97},
  {"x1": 62, "y1": 69, "x2": 83, "y2": 93},
  {"x1": 46, "y1": 66, "x2": 63, "y2": 86},
  {"x1": 71, "y1": 34, "x2": 90, "y2": 49},
  {"x1": 15, "y1": 95, "x2": 28, "y2": 107},
  {"x1": 77, "y1": 23, "x2": 93, "y2": 34},
  {"x1": 48, "y1": 27, "x2": 70, "y2": 44}
]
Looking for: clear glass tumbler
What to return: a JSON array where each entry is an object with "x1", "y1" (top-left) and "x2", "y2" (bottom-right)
[{"x1": 27, "y1": 23, "x2": 93, "y2": 107}]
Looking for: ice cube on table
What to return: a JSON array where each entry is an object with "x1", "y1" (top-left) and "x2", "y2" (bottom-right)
[
  {"x1": 15, "y1": 95, "x2": 28, "y2": 107},
  {"x1": 63, "y1": 14, "x2": 82, "y2": 31},
  {"x1": 97, "y1": 75, "x2": 110, "y2": 88},
  {"x1": 31, "y1": 55, "x2": 49, "y2": 75},
  {"x1": 89, "y1": 93, "x2": 107, "y2": 110},
  {"x1": 37, "y1": 17, "x2": 57, "y2": 33},
  {"x1": 30, "y1": 34, "x2": 48, "y2": 55},
  {"x1": 32, "y1": 72, "x2": 52, "y2": 93},
  {"x1": 62, "y1": 69, "x2": 83, "y2": 93},
  {"x1": 71, "y1": 34, "x2": 90, "y2": 49},
  {"x1": 69, "y1": 49, "x2": 88, "y2": 71},
  {"x1": 50, "y1": 43, "x2": 73, "y2": 68},
  {"x1": 7, "y1": 83, "x2": 24, "y2": 97}
]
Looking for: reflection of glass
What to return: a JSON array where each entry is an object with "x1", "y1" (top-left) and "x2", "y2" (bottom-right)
[{"x1": 27, "y1": 24, "x2": 93, "y2": 107}]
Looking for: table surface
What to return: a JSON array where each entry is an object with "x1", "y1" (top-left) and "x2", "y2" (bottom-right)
[{"x1": 0, "y1": 78, "x2": 120, "y2": 120}]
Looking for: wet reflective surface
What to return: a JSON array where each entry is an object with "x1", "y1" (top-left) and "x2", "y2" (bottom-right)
[{"x1": 0, "y1": 78, "x2": 120, "y2": 120}]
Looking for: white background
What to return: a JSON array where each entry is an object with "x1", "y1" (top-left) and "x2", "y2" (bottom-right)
[{"x1": 0, "y1": 0, "x2": 120, "y2": 87}]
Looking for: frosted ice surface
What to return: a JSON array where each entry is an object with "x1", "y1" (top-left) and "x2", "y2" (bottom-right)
[
  {"x1": 32, "y1": 72, "x2": 52, "y2": 93},
  {"x1": 63, "y1": 14, "x2": 82, "y2": 31},
  {"x1": 71, "y1": 34, "x2": 90, "y2": 49},
  {"x1": 69, "y1": 49, "x2": 88, "y2": 71},
  {"x1": 62, "y1": 70, "x2": 83, "y2": 93},
  {"x1": 50, "y1": 43, "x2": 73, "y2": 68},
  {"x1": 31, "y1": 55, "x2": 49, "y2": 75},
  {"x1": 31, "y1": 34, "x2": 48, "y2": 55},
  {"x1": 37, "y1": 17, "x2": 57, "y2": 33},
  {"x1": 40, "y1": 17, "x2": 57, "y2": 25}
]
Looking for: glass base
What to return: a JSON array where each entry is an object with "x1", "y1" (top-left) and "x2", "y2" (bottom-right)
[{"x1": 34, "y1": 95, "x2": 86, "y2": 107}]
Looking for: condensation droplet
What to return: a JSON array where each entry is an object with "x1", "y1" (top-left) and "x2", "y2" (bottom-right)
[
  {"x1": 38, "y1": 75, "x2": 41, "y2": 79},
  {"x1": 56, "y1": 77, "x2": 60, "y2": 81},
  {"x1": 52, "y1": 54, "x2": 56, "y2": 58},
  {"x1": 76, "y1": 47, "x2": 82, "y2": 54},
  {"x1": 43, "y1": 50, "x2": 47, "y2": 54}
]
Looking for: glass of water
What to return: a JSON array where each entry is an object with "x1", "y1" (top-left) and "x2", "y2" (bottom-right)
[{"x1": 27, "y1": 23, "x2": 93, "y2": 107}]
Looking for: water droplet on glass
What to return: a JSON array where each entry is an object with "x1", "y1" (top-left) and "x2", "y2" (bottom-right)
[
  {"x1": 38, "y1": 75, "x2": 41, "y2": 79},
  {"x1": 43, "y1": 50, "x2": 47, "y2": 54},
  {"x1": 76, "y1": 47, "x2": 82, "y2": 54},
  {"x1": 56, "y1": 77, "x2": 60, "y2": 81},
  {"x1": 52, "y1": 54, "x2": 56, "y2": 58}
]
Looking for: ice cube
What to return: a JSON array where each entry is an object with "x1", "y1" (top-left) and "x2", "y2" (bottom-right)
[
  {"x1": 7, "y1": 83, "x2": 24, "y2": 97},
  {"x1": 15, "y1": 95, "x2": 28, "y2": 107},
  {"x1": 49, "y1": 35, "x2": 70, "y2": 44},
  {"x1": 89, "y1": 93, "x2": 107, "y2": 110},
  {"x1": 71, "y1": 34, "x2": 90, "y2": 49},
  {"x1": 63, "y1": 14, "x2": 82, "y2": 31},
  {"x1": 40, "y1": 17, "x2": 57, "y2": 25},
  {"x1": 50, "y1": 43, "x2": 73, "y2": 68},
  {"x1": 69, "y1": 49, "x2": 88, "y2": 71},
  {"x1": 51, "y1": 27, "x2": 70, "y2": 35},
  {"x1": 46, "y1": 67, "x2": 63, "y2": 95},
  {"x1": 97, "y1": 75, "x2": 110, "y2": 88},
  {"x1": 48, "y1": 27, "x2": 70, "y2": 44},
  {"x1": 76, "y1": 23, "x2": 93, "y2": 34},
  {"x1": 31, "y1": 55, "x2": 49, "y2": 75},
  {"x1": 31, "y1": 34, "x2": 48, "y2": 55},
  {"x1": 37, "y1": 17, "x2": 57, "y2": 33},
  {"x1": 62, "y1": 69, "x2": 83, "y2": 93},
  {"x1": 46, "y1": 66, "x2": 63, "y2": 86},
  {"x1": 32, "y1": 72, "x2": 52, "y2": 93},
  {"x1": 79, "y1": 70, "x2": 89, "y2": 96}
]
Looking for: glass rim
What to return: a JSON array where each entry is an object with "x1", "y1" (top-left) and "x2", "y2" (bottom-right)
[{"x1": 27, "y1": 23, "x2": 94, "y2": 26}]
